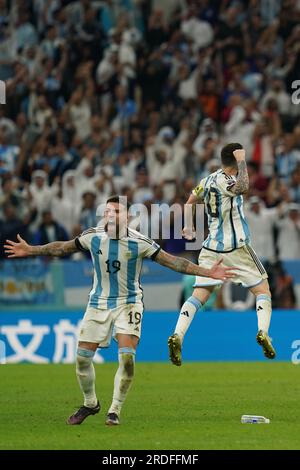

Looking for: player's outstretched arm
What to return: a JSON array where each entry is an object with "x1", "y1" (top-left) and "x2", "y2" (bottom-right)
[
  {"x1": 231, "y1": 148, "x2": 249, "y2": 195},
  {"x1": 182, "y1": 193, "x2": 202, "y2": 240},
  {"x1": 4, "y1": 234, "x2": 78, "y2": 258},
  {"x1": 154, "y1": 250, "x2": 235, "y2": 281}
]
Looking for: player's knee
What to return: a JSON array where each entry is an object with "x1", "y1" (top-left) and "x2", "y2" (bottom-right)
[
  {"x1": 252, "y1": 279, "x2": 272, "y2": 299},
  {"x1": 193, "y1": 288, "x2": 212, "y2": 305},
  {"x1": 256, "y1": 286, "x2": 272, "y2": 299}
]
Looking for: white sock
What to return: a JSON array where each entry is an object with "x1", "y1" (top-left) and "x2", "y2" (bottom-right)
[
  {"x1": 175, "y1": 296, "x2": 202, "y2": 342},
  {"x1": 76, "y1": 348, "x2": 97, "y2": 408},
  {"x1": 108, "y1": 348, "x2": 135, "y2": 416},
  {"x1": 256, "y1": 294, "x2": 272, "y2": 334}
]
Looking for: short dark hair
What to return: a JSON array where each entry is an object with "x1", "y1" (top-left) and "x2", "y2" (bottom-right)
[
  {"x1": 106, "y1": 195, "x2": 130, "y2": 210},
  {"x1": 221, "y1": 143, "x2": 243, "y2": 167}
]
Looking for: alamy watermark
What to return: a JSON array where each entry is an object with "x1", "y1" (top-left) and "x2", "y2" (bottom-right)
[
  {"x1": 291, "y1": 340, "x2": 300, "y2": 364},
  {"x1": 97, "y1": 197, "x2": 205, "y2": 250},
  {"x1": 0, "y1": 340, "x2": 6, "y2": 364},
  {"x1": 0, "y1": 80, "x2": 6, "y2": 104},
  {"x1": 291, "y1": 80, "x2": 300, "y2": 105}
]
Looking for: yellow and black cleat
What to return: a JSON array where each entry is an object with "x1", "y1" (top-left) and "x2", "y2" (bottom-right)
[
  {"x1": 256, "y1": 330, "x2": 276, "y2": 359},
  {"x1": 168, "y1": 334, "x2": 182, "y2": 366}
]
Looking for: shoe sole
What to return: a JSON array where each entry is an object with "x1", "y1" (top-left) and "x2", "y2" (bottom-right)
[
  {"x1": 168, "y1": 335, "x2": 182, "y2": 366},
  {"x1": 256, "y1": 332, "x2": 276, "y2": 359},
  {"x1": 105, "y1": 419, "x2": 120, "y2": 426}
]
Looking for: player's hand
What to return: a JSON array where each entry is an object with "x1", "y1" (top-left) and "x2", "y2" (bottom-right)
[
  {"x1": 233, "y1": 148, "x2": 246, "y2": 162},
  {"x1": 209, "y1": 259, "x2": 236, "y2": 281},
  {"x1": 4, "y1": 234, "x2": 32, "y2": 258},
  {"x1": 182, "y1": 227, "x2": 196, "y2": 241}
]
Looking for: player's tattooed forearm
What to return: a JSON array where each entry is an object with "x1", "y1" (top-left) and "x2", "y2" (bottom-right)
[
  {"x1": 31, "y1": 240, "x2": 78, "y2": 257},
  {"x1": 233, "y1": 160, "x2": 249, "y2": 194},
  {"x1": 172, "y1": 257, "x2": 200, "y2": 274},
  {"x1": 155, "y1": 250, "x2": 200, "y2": 275}
]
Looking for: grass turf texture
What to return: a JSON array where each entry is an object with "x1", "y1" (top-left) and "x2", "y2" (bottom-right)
[{"x1": 1, "y1": 362, "x2": 300, "y2": 450}]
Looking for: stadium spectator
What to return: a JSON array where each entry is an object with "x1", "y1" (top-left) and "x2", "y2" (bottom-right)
[
  {"x1": 261, "y1": 78, "x2": 291, "y2": 116},
  {"x1": 289, "y1": 167, "x2": 300, "y2": 203},
  {"x1": 275, "y1": 134, "x2": 300, "y2": 182},
  {"x1": 245, "y1": 196, "x2": 278, "y2": 262},
  {"x1": 181, "y1": 5, "x2": 214, "y2": 51},
  {"x1": 66, "y1": 87, "x2": 92, "y2": 140},
  {"x1": 267, "y1": 261, "x2": 297, "y2": 309},
  {"x1": 79, "y1": 190, "x2": 98, "y2": 231},
  {"x1": 276, "y1": 204, "x2": 300, "y2": 261},
  {"x1": 29, "y1": 170, "x2": 59, "y2": 217},
  {"x1": 0, "y1": 202, "x2": 30, "y2": 258},
  {"x1": 33, "y1": 209, "x2": 69, "y2": 247}
]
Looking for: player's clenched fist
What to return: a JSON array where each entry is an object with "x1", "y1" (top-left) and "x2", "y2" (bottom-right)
[
  {"x1": 233, "y1": 148, "x2": 246, "y2": 161},
  {"x1": 182, "y1": 227, "x2": 195, "y2": 241}
]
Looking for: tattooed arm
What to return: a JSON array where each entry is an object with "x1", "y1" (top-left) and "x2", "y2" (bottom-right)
[
  {"x1": 4, "y1": 234, "x2": 79, "y2": 258},
  {"x1": 182, "y1": 187, "x2": 204, "y2": 240},
  {"x1": 231, "y1": 149, "x2": 249, "y2": 195},
  {"x1": 154, "y1": 250, "x2": 235, "y2": 281}
]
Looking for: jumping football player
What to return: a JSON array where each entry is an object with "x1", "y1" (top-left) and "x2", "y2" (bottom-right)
[{"x1": 168, "y1": 143, "x2": 276, "y2": 366}]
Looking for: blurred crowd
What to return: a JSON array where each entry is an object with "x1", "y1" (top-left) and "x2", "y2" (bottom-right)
[{"x1": 0, "y1": 0, "x2": 300, "y2": 281}]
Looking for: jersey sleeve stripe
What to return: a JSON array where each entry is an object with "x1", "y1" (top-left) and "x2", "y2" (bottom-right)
[
  {"x1": 150, "y1": 247, "x2": 161, "y2": 260},
  {"x1": 75, "y1": 237, "x2": 88, "y2": 252},
  {"x1": 81, "y1": 228, "x2": 97, "y2": 236},
  {"x1": 128, "y1": 228, "x2": 152, "y2": 241},
  {"x1": 128, "y1": 229, "x2": 154, "y2": 245}
]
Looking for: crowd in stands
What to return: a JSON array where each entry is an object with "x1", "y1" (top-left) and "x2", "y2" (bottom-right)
[{"x1": 0, "y1": 0, "x2": 300, "y2": 306}]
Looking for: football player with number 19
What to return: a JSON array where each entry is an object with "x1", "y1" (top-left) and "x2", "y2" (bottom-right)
[{"x1": 4, "y1": 195, "x2": 235, "y2": 426}]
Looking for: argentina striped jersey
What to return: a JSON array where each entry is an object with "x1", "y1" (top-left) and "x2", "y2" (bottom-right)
[
  {"x1": 75, "y1": 227, "x2": 161, "y2": 309},
  {"x1": 193, "y1": 169, "x2": 251, "y2": 252}
]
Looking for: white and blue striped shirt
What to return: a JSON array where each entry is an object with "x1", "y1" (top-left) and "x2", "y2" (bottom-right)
[
  {"x1": 193, "y1": 169, "x2": 251, "y2": 252},
  {"x1": 75, "y1": 227, "x2": 161, "y2": 309}
]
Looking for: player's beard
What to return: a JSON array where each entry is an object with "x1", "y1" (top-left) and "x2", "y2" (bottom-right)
[{"x1": 105, "y1": 221, "x2": 127, "y2": 239}]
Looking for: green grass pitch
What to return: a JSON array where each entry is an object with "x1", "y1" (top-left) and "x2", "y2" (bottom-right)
[{"x1": 1, "y1": 362, "x2": 300, "y2": 450}]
